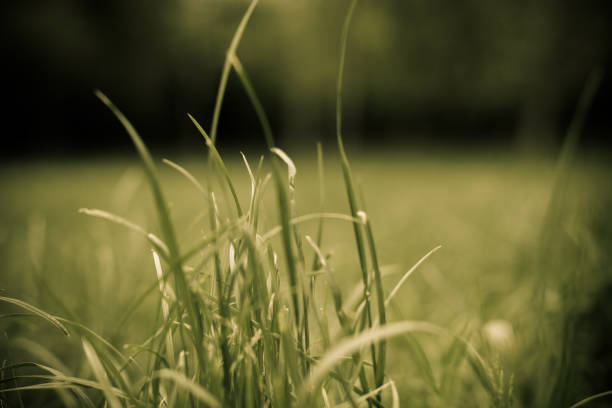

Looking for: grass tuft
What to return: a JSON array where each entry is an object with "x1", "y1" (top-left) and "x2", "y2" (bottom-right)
[{"x1": 2, "y1": 1, "x2": 607, "y2": 407}]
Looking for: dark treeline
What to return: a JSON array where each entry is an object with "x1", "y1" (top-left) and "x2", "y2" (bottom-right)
[{"x1": 3, "y1": 0, "x2": 612, "y2": 156}]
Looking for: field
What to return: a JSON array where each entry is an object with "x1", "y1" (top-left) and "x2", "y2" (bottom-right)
[
  {"x1": 1, "y1": 148, "x2": 611, "y2": 406},
  {"x1": 2, "y1": 0, "x2": 612, "y2": 405}
]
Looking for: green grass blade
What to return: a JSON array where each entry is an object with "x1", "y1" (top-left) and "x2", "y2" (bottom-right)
[
  {"x1": 0, "y1": 296, "x2": 69, "y2": 336},
  {"x1": 95, "y1": 91, "x2": 205, "y2": 375},
  {"x1": 334, "y1": 6, "x2": 374, "y2": 371},
  {"x1": 360, "y1": 210, "x2": 387, "y2": 388},
  {"x1": 230, "y1": 55, "x2": 275, "y2": 149},
  {"x1": 94, "y1": 91, "x2": 182, "y2": 273},
  {"x1": 540, "y1": 68, "x2": 603, "y2": 250},
  {"x1": 270, "y1": 154, "x2": 302, "y2": 337},
  {"x1": 94, "y1": 91, "x2": 179, "y2": 258},
  {"x1": 302, "y1": 321, "x2": 442, "y2": 398},
  {"x1": 335, "y1": 381, "x2": 392, "y2": 407},
  {"x1": 398, "y1": 334, "x2": 438, "y2": 394},
  {"x1": 78, "y1": 208, "x2": 169, "y2": 258},
  {"x1": 312, "y1": 142, "x2": 326, "y2": 270},
  {"x1": 304, "y1": 235, "x2": 350, "y2": 331},
  {"x1": 569, "y1": 390, "x2": 612, "y2": 408},
  {"x1": 385, "y1": 245, "x2": 441, "y2": 306},
  {"x1": 261, "y1": 212, "x2": 361, "y2": 242},
  {"x1": 57, "y1": 318, "x2": 134, "y2": 370},
  {"x1": 12, "y1": 337, "x2": 72, "y2": 376},
  {"x1": 188, "y1": 113, "x2": 243, "y2": 216},
  {"x1": 162, "y1": 158, "x2": 206, "y2": 195},
  {"x1": 82, "y1": 339, "x2": 122, "y2": 408},
  {"x1": 389, "y1": 380, "x2": 399, "y2": 408},
  {"x1": 209, "y1": 0, "x2": 259, "y2": 144},
  {"x1": 155, "y1": 369, "x2": 221, "y2": 408}
]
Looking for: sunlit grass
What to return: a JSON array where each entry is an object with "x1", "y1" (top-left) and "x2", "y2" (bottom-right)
[
  {"x1": 1, "y1": 148, "x2": 611, "y2": 406},
  {"x1": 1, "y1": 0, "x2": 611, "y2": 407}
]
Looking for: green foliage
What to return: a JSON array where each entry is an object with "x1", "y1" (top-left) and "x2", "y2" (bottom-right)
[{"x1": 1, "y1": 1, "x2": 610, "y2": 407}]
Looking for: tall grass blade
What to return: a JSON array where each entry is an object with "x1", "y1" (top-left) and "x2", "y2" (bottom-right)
[
  {"x1": 540, "y1": 68, "x2": 603, "y2": 249},
  {"x1": 209, "y1": 0, "x2": 259, "y2": 144},
  {"x1": 360, "y1": 209, "x2": 387, "y2": 388},
  {"x1": 95, "y1": 91, "x2": 205, "y2": 374},
  {"x1": 82, "y1": 339, "x2": 122, "y2": 408},
  {"x1": 231, "y1": 55, "x2": 275, "y2": 149}
]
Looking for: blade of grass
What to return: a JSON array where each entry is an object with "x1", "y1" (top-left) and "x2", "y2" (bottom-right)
[
  {"x1": 333, "y1": 7, "x2": 380, "y2": 396},
  {"x1": 188, "y1": 114, "x2": 243, "y2": 217},
  {"x1": 569, "y1": 390, "x2": 612, "y2": 408},
  {"x1": 209, "y1": 0, "x2": 259, "y2": 145},
  {"x1": 82, "y1": 339, "x2": 122, "y2": 408},
  {"x1": 385, "y1": 245, "x2": 441, "y2": 307},
  {"x1": 389, "y1": 380, "x2": 399, "y2": 408},
  {"x1": 336, "y1": 0, "x2": 370, "y2": 296},
  {"x1": 261, "y1": 213, "x2": 361, "y2": 242},
  {"x1": 0, "y1": 296, "x2": 68, "y2": 336},
  {"x1": 96, "y1": 91, "x2": 205, "y2": 376},
  {"x1": 313, "y1": 142, "x2": 326, "y2": 270},
  {"x1": 79, "y1": 208, "x2": 169, "y2": 258},
  {"x1": 302, "y1": 321, "x2": 443, "y2": 399},
  {"x1": 231, "y1": 55, "x2": 275, "y2": 149},
  {"x1": 359, "y1": 209, "x2": 386, "y2": 389},
  {"x1": 397, "y1": 333, "x2": 438, "y2": 394},
  {"x1": 155, "y1": 369, "x2": 221, "y2": 408},
  {"x1": 162, "y1": 159, "x2": 205, "y2": 195}
]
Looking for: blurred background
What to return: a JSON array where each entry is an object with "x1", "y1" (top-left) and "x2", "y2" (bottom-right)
[{"x1": 2, "y1": 0, "x2": 612, "y2": 156}]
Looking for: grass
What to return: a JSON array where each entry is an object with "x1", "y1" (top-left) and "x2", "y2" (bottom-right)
[{"x1": 1, "y1": 0, "x2": 612, "y2": 406}]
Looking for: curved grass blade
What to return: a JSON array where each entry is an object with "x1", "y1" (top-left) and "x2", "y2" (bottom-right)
[
  {"x1": 302, "y1": 321, "x2": 443, "y2": 399},
  {"x1": 335, "y1": 381, "x2": 392, "y2": 408},
  {"x1": 162, "y1": 158, "x2": 205, "y2": 195},
  {"x1": 385, "y1": 245, "x2": 441, "y2": 307},
  {"x1": 94, "y1": 91, "x2": 180, "y2": 262},
  {"x1": 398, "y1": 333, "x2": 438, "y2": 394},
  {"x1": 79, "y1": 208, "x2": 169, "y2": 258},
  {"x1": 155, "y1": 369, "x2": 221, "y2": 408},
  {"x1": 261, "y1": 212, "x2": 361, "y2": 242},
  {"x1": 0, "y1": 296, "x2": 68, "y2": 336},
  {"x1": 188, "y1": 113, "x2": 243, "y2": 216},
  {"x1": 179, "y1": 214, "x2": 248, "y2": 263},
  {"x1": 82, "y1": 339, "x2": 122, "y2": 408},
  {"x1": 12, "y1": 337, "x2": 72, "y2": 376},
  {"x1": 569, "y1": 390, "x2": 612, "y2": 408},
  {"x1": 58, "y1": 317, "x2": 136, "y2": 372},
  {"x1": 389, "y1": 380, "x2": 399, "y2": 408}
]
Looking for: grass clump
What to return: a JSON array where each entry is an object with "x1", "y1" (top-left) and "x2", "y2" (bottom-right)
[{"x1": 1, "y1": 1, "x2": 610, "y2": 407}]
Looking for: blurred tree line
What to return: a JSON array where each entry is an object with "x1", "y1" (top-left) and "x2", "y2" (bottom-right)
[{"x1": 2, "y1": 0, "x2": 611, "y2": 155}]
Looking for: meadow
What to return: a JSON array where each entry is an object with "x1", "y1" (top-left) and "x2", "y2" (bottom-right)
[
  {"x1": 2, "y1": 0, "x2": 612, "y2": 406},
  {"x1": 1, "y1": 148, "x2": 611, "y2": 406}
]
